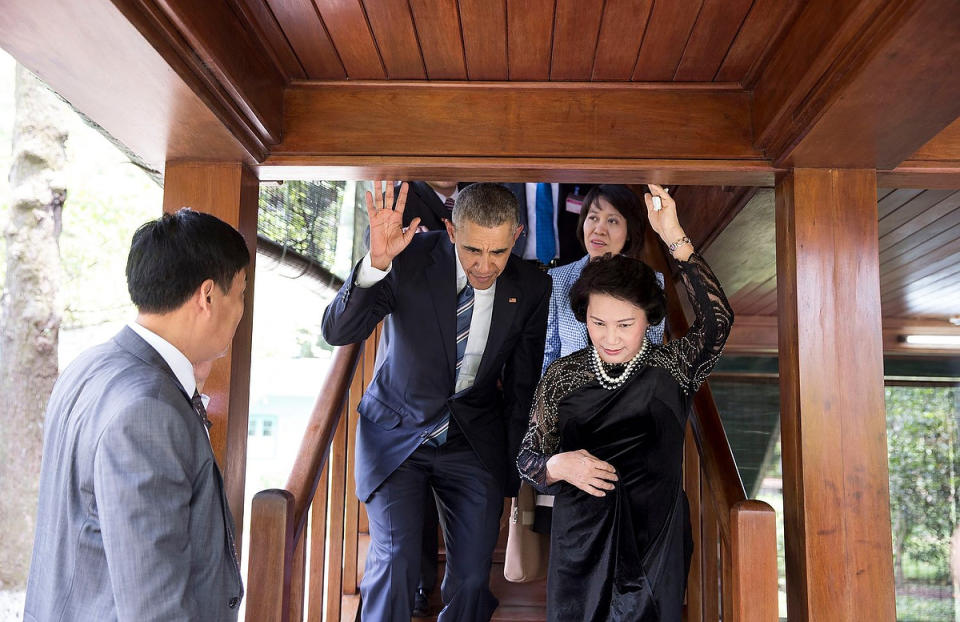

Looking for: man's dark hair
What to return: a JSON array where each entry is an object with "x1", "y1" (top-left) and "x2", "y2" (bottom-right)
[
  {"x1": 569, "y1": 254, "x2": 666, "y2": 327},
  {"x1": 126, "y1": 208, "x2": 250, "y2": 313},
  {"x1": 576, "y1": 184, "x2": 648, "y2": 259},
  {"x1": 453, "y1": 183, "x2": 520, "y2": 229}
]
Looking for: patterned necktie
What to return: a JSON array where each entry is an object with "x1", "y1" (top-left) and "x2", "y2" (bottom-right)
[
  {"x1": 535, "y1": 183, "x2": 556, "y2": 264},
  {"x1": 424, "y1": 283, "x2": 474, "y2": 446},
  {"x1": 191, "y1": 390, "x2": 212, "y2": 430},
  {"x1": 444, "y1": 195, "x2": 455, "y2": 218},
  {"x1": 191, "y1": 390, "x2": 243, "y2": 600}
]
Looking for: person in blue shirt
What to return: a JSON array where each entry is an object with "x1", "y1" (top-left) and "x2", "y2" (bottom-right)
[{"x1": 543, "y1": 184, "x2": 665, "y2": 376}]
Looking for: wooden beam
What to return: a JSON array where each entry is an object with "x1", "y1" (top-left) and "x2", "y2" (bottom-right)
[
  {"x1": 276, "y1": 81, "x2": 762, "y2": 160},
  {"x1": 725, "y1": 315, "x2": 960, "y2": 357},
  {"x1": 0, "y1": 0, "x2": 254, "y2": 171},
  {"x1": 162, "y1": 161, "x2": 259, "y2": 554},
  {"x1": 725, "y1": 315, "x2": 778, "y2": 356},
  {"x1": 122, "y1": 0, "x2": 286, "y2": 144},
  {"x1": 908, "y1": 117, "x2": 960, "y2": 162},
  {"x1": 258, "y1": 156, "x2": 776, "y2": 187},
  {"x1": 753, "y1": 0, "x2": 894, "y2": 154},
  {"x1": 879, "y1": 118, "x2": 960, "y2": 188},
  {"x1": 754, "y1": 0, "x2": 960, "y2": 169},
  {"x1": 878, "y1": 161, "x2": 960, "y2": 190},
  {"x1": 776, "y1": 169, "x2": 895, "y2": 621}
]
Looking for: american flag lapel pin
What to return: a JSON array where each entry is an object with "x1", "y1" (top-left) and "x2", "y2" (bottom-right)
[{"x1": 508, "y1": 297, "x2": 517, "y2": 303}]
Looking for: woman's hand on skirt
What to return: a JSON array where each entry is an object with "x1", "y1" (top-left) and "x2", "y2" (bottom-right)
[{"x1": 545, "y1": 449, "x2": 618, "y2": 497}]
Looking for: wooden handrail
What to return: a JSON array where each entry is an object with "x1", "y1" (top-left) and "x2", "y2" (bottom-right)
[{"x1": 284, "y1": 341, "x2": 363, "y2": 540}]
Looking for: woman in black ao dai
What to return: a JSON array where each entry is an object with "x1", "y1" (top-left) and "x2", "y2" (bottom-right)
[{"x1": 517, "y1": 185, "x2": 733, "y2": 621}]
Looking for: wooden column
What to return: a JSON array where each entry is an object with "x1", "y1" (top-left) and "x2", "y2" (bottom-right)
[
  {"x1": 776, "y1": 169, "x2": 895, "y2": 621},
  {"x1": 162, "y1": 161, "x2": 259, "y2": 552}
]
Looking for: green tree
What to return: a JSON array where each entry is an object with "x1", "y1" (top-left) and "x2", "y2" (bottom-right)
[
  {"x1": 258, "y1": 180, "x2": 344, "y2": 270},
  {"x1": 886, "y1": 386, "x2": 959, "y2": 582}
]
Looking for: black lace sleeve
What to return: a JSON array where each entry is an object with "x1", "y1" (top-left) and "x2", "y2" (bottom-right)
[
  {"x1": 648, "y1": 252, "x2": 733, "y2": 394},
  {"x1": 516, "y1": 351, "x2": 593, "y2": 493}
]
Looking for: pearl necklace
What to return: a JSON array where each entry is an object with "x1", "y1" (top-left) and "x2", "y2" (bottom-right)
[{"x1": 591, "y1": 338, "x2": 649, "y2": 390}]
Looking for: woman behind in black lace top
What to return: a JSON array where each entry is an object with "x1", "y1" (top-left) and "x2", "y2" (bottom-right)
[{"x1": 516, "y1": 184, "x2": 733, "y2": 621}]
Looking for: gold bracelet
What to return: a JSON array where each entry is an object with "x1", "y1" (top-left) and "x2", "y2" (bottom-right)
[{"x1": 668, "y1": 236, "x2": 691, "y2": 253}]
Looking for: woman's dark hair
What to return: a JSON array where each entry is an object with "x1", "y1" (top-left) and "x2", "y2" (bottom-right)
[
  {"x1": 576, "y1": 184, "x2": 648, "y2": 259},
  {"x1": 569, "y1": 254, "x2": 666, "y2": 327},
  {"x1": 126, "y1": 208, "x2": 250, "y2": 313}
]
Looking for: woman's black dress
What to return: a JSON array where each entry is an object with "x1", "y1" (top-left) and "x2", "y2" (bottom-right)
[{"x1": 517, "y1": 253, "x2": 733, "y2": 621}]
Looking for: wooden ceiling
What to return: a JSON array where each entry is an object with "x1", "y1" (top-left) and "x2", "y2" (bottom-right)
[
  {"x1": 698, "y1": 187, "x2": 960, "y2": 354},
  {"x1": 248, "y1": 0, "x2": 801, "y2": 84}
]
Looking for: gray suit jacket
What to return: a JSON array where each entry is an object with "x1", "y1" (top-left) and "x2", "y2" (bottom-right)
[{"x1": 24, "y1": 327, "x2": 243, "y2": 622}]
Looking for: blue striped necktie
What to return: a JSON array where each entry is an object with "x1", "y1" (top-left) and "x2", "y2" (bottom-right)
[
  {"x1": 424, "y1": 283, "x2": 474, "y2": 446},
  {"x1": 535, "y1": 183, "x2": 555, "y2": 264}
]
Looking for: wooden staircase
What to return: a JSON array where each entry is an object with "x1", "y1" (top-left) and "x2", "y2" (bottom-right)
[{"x1": 245, "y1": 239, "x2": 779, "y2": 621}]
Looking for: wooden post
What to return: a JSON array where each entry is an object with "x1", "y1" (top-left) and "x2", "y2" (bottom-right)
[
  {"x1": 776, "y1": 169, "x2": 895, "y2": 621},
  {"x1": 161, "y1": 161, "x2": 259, "y2": 552},
  {"x1": 247, "y1": 489, "x2": 295, "y2": 622},
  {"x1": 730, "y1": 500, "x2": 779, "y2": 622}
]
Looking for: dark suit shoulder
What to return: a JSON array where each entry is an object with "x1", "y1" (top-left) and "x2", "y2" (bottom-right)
[
  {"x1": 398, "y1": 182, "x2": 446, "y2": 231},
  {"x1": 57, "y1": 334, "x2": 188, "y2": 410},
  {"x1": 394, "y1": 230, "x2": 448, "y2": 267},
  {"x1": 508, "y1": 254, "x2": 551, "y2": 290}
]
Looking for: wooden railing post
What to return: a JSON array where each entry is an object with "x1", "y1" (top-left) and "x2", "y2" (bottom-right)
[
  {"x1": 702, "y1": 492, "x2": 721, "y2": 622},
  {"x1": 306, "y1": 462, "x2": 330, "y2": 622},
  {"x1": 684, "y1": 425, "x2": 703, "y2": 622},
  {"x1": 247, "y1": 489, "x2": 296, "y2": 622},
  {"x1": 289, "y1": 534, "x2": 307, "y2": 622},
  {"x1": 730, "y1": 500, "x2": 778, "y2": 622}
]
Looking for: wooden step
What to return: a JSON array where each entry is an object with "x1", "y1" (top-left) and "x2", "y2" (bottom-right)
[
  {"x1": 413, "y1": 605, "x2": 545, "y2": 622},
  {"x1": 362, "y1": 499, "x2": 548, "y2": 619}
]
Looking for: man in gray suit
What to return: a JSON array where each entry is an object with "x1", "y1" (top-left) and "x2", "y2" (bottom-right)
[{"x1": 23, "y1": 208, "x2": 249, "y2": 622}]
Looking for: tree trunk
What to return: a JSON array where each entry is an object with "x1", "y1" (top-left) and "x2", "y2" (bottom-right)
[
  {"x1": 892, "y1": 508, "x2": 907, "y2": 584},
  {"x1": 0, "y1": 65, "x2": 68, "y2": 589},
  {"x1": 952, "y1": 524, "x2": 960, "y2": 622}
]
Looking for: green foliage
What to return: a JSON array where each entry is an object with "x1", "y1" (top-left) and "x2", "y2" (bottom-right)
[
  {"x1": 58, "y1": 179, "x2": 159, "y2": 328},
  {"x1": 895, "y1": 590, "x2": 955, "y2": 621},
  {"x1": 886, "y1": 386, "x2": 959, "y2": 582},
  {"x1": 258, "y1": 181, "x2": 344, "y2": 272}
]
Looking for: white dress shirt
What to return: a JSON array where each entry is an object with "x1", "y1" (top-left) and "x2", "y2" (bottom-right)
[
  {"x1": 127, "y1": 322, "x2": 209, "y2": 409},
  {"x1": 522, "y1": 182, "x2": 560, "y2": 261},
  {"x1": 356, "y1": 251, "x2": 494, "y2": 394},
  {"x1": 431, "y1": 187, "x2": 459, "y2": 205}
]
